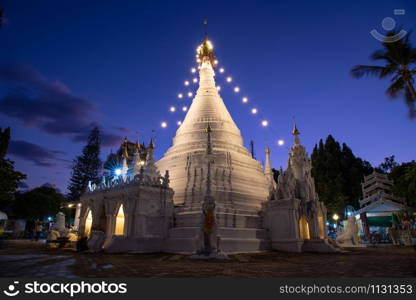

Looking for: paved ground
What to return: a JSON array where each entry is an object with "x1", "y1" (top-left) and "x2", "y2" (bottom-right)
[{"x1": 0, "y1": 240, "x2": 415, "y2": 278}]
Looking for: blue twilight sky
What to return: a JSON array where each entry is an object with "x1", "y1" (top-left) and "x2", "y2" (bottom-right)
[{"x1": 0, "y1": 0, "x2": 415, "y2": 193}]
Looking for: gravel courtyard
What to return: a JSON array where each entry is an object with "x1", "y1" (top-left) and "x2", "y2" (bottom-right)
[{"x1": 0, "y1": 240, "x2": 415, "y2": 278}]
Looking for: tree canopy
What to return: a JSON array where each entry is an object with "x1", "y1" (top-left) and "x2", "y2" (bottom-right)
[
  {"x1": 13, "y1": 187, "x2": 65, "y2": 220},
  {"x1": 0, "y1": 127, "x2": 26, "y2": 212},
  {"x1": 311, "y1": 135, "x2": 373, "y2": 215},
  {"x1": 67, "y1": 127, "x2": 102, "y2": 201},
  {"x1": 351, "y1": 31, "x2": 416, "y2": 118}
]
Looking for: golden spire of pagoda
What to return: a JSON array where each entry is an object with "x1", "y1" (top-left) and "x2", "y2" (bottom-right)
[
  {"x1": 292, "y1": 121, "x2": 300, "y2": 136},
  {"x1": 196, "y1": 19, "x2": 216, "y2": 67},
  {"x1": 292, "y1": 120, "x2": 300, "y2": 145}
]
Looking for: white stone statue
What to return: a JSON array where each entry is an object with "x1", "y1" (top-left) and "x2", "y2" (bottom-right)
[
  {"x1": 54, "y1": 212, "x2": 66, "y2": 232},
  {"x1": 336, "y1": 216, "x2": 359, "y2": 246}
]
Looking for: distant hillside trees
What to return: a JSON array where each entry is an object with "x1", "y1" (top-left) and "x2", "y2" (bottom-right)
[
  {"x1": 13, "y1": 186, "x2": 65, "y2": 220},
  {"x1": 377, "y1": 156, "x2": 416, "y2": 208},
  {"x1": 311, "y1": 135, "x2": 373, "y2": 215}
]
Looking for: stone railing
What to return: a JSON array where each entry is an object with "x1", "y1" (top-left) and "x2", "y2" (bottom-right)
[{"x1": 86, "y1": 171, "x2": 170, "y2": 194}]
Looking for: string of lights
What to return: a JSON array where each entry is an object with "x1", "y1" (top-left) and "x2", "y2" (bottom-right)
[{"x1": 159, "y1": 41, "x2": 286, "y2": 149}]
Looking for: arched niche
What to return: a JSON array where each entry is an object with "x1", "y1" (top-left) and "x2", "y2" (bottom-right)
[
  {"x1": 298, "y1": 215, "x2": 310, "y2": 240},
  {"x1": 317, "y1": 210, "x2": 325, "y2": 239},
  {"x1": 114, "y1": 204, "x2": 125, "y2": 236},
  {"x1": 84, "y1": 209, "x2": 93, "y2": 238}
]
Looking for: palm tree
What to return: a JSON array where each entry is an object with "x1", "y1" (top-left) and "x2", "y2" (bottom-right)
[{"x1": 351, "y1": 31, "x2": 416, "y2": 118}]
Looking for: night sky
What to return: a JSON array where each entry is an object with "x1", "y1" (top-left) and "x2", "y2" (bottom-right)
[{"x1": 1, "y1": 0, "x2": 415, "y2": 193}]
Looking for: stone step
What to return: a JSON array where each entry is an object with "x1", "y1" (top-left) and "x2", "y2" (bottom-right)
[
  {"x1": 168, "y1": 227, "x2": 268, "y2": 239},
  {"x1": 164, "y1": 236, "x2": 270, "y2": 254},
  {"x1": 174, "y1": 211, "x2": 263, "y2": 229}
]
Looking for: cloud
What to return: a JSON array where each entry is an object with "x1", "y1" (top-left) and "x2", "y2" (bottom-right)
[
  {"x1": 72, "y1": 131, "x2": 123, "y2": 147},
  {"x1": 8, "y1": 140, "x2": 71, "y2": 167},
  {"x1": 112, "y1": 126, "x2": 136, "y2": 135},
  {"x1": 0, "y1": 65, "x2": 121, "y2": 147}
]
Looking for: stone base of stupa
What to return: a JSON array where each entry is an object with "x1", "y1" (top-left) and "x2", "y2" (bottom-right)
[{"x1": 164, "y1": 205, "x2": 270, "y2": 254}]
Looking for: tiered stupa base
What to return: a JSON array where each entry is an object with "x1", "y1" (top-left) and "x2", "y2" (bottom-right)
[{"x1": 165, "y1": 205, "x2": 270, "y2": 253}]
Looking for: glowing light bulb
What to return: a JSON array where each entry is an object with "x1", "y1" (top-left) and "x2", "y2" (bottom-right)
[
  {"x1": 187, "y1": 92, "x2": 193, "y2": 97},
  {"x1": 193, "y1": 78, "x2": 198, "y2": 83},
  {"x1": 217, "y1": 86, "x2": 221, "y2": 91},
  {"x1": 169, "y1": 106, "x2": 176, "y2": 112},
  {"x1": 206, "y1": 40, "x2": 213, "y2": 50},
  {"x1": 177, "y1": 121, "x2": 182, "y2": 126},
  {"x1": 251, "y1": 108, "x2": 258, "y2": 114},
  {"x1": 277, "y1": 139, "x2": 285, "y2": 146},
  {"x1": 161, "y1": 121, "x2": 167, "y2": 128},
  {"x1": 182, "y1": 106, "x2": 188, "y2": 112},
  {"x1": 178, "y1": 93, "x2": 183, "y2": 99},
  {"x1": 242, "y1": 97, "x2": 248, "y2": 103},
  {"x1": 214, "y1": 60, "x2": 218, "y2": 65},
  {"x1": 184, "y1": 81, "x2": 190, "y2": 86},
  {"x1": 261, "y1": 120, "x2": 268, "y2": 127},
  {"x1": 191, "y1": 68, "x2": 196, "y2": 73},
  {"x1": 219, "y1": 68, "x2": 224, "y2": 73},
  {"x1": 234, "y1": 86, "x2": 240, "y2": 93},
  {"x1": 115, "y1": 168, "x2": 122, "y2": 176},
  {"x1": 226, "y1": 76, "x2": 232, "y2": 83}
]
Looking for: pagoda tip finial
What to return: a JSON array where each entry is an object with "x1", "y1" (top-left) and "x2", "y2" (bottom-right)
[
  {"x1": 149, "y1": 137, "x2": 155, "y2": 149},
  {"x1": 292, "y1": 119, "x2": 301, "y2": 145},
  {"x1": 265, "y1": 145, "x2": 270, "y2": 154},
  {"x1": 292, "y1": 119, "x2": 300, "y2": 136}
]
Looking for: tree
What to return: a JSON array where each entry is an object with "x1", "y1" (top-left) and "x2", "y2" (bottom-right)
[
  {"x1": 377, "y1": 155, "x2": 399, "y2": 174},
  {"x1": 68, "y1": 127, "x2": 102, "y2": 201},
  {"x1": 389, "y1": 161, "x2": 416, "y2": 207},
  {"x1": 13, "y1": 187, "x2": 65, "y2": 220},
  {"x1": 0, "y1": 127, "x2": 26, "y2": 212},
  {"x1": 351, "y1": 31, "x2": 416, "y2": 118},
  {"x1": 311, "y1": 135, "x2": 373, "y2": 215}
]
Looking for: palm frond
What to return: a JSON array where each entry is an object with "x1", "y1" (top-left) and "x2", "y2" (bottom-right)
[
  {"x1": 386, "y1": 77, "x2": 405, "y2": 98},
  {"x1": 383, "y1": 31, "x2": 416, "y2": 65},
  {"x1": 404, "y1": 86, "x2": 416, "y2": 118},
  {"x1": 350, "y1": 65, "x2": 391, "y2": 79},
  {"x1": 371, "y1": 50, "x2": 397, "y2": 65}
]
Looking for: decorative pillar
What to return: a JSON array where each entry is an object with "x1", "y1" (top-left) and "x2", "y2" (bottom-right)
[{"x1": 74, "y1": 203, "x2": 81, "y2": 230}]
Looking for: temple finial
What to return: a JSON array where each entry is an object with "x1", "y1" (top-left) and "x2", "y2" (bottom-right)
[
  {"x1": 196, "y1": 21, "x2": 216, "y2": 67},
  {"x1": 265, "y1": 145, "x2": 270, "y2": 154},
  {"x1": 264, "y1": 145, "x2": 273, "y2": 186},
  {"x1": 149, "y1": 137, "x2": 155, "y2": 149},
  {"x1": 204, "y1": 18, "x2": 208, "y2": 36},
  {"x1": 292, "y1": 120, "x2": 300, "y2": 145}
]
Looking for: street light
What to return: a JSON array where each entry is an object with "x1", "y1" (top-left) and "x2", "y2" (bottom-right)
[{"x1": 332, "y1": 214, "x2": 339, "y2": 221}]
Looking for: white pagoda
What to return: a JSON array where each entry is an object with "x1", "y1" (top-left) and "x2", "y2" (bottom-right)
[
  {"x1": 77, "y1": 34, "x2": 335, "y2": 254},
  {"x1": 156, "y1": 35, "x2": 271, "y2": 253}
]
